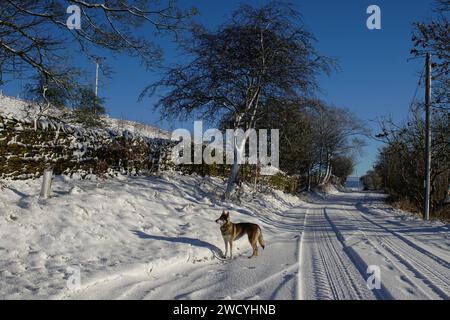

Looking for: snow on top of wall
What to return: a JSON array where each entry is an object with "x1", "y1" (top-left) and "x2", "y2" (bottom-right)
[
  {"x1": 0, "y1": 94, "x2": 43, "y2": 120},
  {"x1": 103, "y1": 116, "x2": 171, "y2": 140},
  {"x1": 0, "y1": 93, "x2": 171, "y2": 140}
]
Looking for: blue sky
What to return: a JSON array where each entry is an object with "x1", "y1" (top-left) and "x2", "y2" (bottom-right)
[{"x1": 0, "y1": 0, "x2": 436, "y2": 176}]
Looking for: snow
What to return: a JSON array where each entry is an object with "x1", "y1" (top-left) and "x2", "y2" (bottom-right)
[
  {"x1": 0, "y1": 172, "x2": 302, "y2": 299},
  {"x1": 0, "y1": 173, "x2": 449, "y2": 300},
  {"x1": 0, "y1": 94, "x2": 36, "y2": 120},
  {"x1": 260, "y1": 165, "x2": 280, "y2": 176},
  {"x1": 299, "y1": 191, "x2": 450, "y2": 300},
  {"x1": 0, "y1": 94, "x2": 171, "y2": 140},
  {"x1": 102, "y1": 116, "x2": 171, "y2": 140}
]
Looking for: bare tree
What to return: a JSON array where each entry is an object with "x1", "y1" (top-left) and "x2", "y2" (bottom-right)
[
  {"x1": 0, "y1": 0, "x2": 196, "y2": 95},
  {"x1": 411, "y1": 0, "x2": 449, "y2": 109},
  {"x1": 264, "y1": 98, "x2": 366, "y2": 190},
  {"x1": 312, "y1": 103, "x2": 367, "y2": 185},
  {"x1": 23, "y1": 72, "x2": 79, "y2": 129},
  {"x1": 143, "y1": 2, "x2": 334, "y2": 198},
  {"x1": 373, "y1": 104, "x2": 449, "y2": 217}
]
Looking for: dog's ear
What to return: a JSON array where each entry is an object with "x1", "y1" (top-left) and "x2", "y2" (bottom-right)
[{"x1": 226, "y1": 211, "x2": 230, "y2": 217}]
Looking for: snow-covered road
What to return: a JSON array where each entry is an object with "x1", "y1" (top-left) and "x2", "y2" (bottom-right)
[
  {"x1": 63, "y1": 190, "x2": 450, "y2": 300},
  {"x1": 299, "y1": 192, "x2": 449, "y2": 300}
]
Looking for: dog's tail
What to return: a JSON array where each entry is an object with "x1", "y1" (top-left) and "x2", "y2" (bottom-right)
[{"x1": 258, "y1": 228, "x2": 265, "y2": 250}]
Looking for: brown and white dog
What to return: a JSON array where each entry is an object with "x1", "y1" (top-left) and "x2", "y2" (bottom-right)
[{"x1": 215, "y1": 211, "x2": 265, "y2": 259}]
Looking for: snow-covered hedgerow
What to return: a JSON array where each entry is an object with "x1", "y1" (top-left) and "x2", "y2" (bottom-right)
[
  {"x1": 173, "y1": 161, "x2": 299, "y2": 195},
  {"x1": 0, "y1": 95, "x2": 298, "y2": 193},
  {"x1": 0, "y1": 114, "x2": 298, "y2": 192},
  {"x1": 0, "y1": 94, "x2": 177, "y2": 179},
  {"x1": 0, "y1": 114, "x2": 173, "y2": 179}
]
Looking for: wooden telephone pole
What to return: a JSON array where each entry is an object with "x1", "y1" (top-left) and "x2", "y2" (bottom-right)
[{"x1": 424, "y1": 53, "x2": 432, "y2": 221}]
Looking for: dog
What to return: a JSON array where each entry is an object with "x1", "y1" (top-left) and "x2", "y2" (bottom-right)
[{"x1": 215, "y1": 211, "x2": 265, "y2": 259}]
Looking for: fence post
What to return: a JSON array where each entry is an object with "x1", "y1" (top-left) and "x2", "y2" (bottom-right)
[{"x1": 40, "y1": 167, "x2": 53, "y2": 199}]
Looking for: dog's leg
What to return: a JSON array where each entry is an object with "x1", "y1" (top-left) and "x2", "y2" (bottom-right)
[
  {"x1": 248, "y1": 235, "x2": 258, "y2": 258},
  {"x1": 253, "y1": 246, "x2": 258, "y2": 258},
  {"x1": 223, "y1": 239, "x2": 228, "y2": 258},
  {"x1": 229, "y1": 240, "x2": 233, "y2": 259}
]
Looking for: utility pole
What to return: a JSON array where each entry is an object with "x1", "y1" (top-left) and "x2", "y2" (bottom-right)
[
  {"x1": 424, "y1": 53, "x2": 432, "y2": 221},
  {"x1": 94, "y1": 56, "x2": 105, "y2": 115},
  {"x1": 95, "y1": 58, "x2": 100, "y2": 98}
]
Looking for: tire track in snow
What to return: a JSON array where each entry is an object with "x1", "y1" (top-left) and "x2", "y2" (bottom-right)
[
  {"x1": 343, "y1": 206, "x2": 450, "y2": 300},
  {"x1": 323, "y1": 208, "x2": 396, "y2": 300},
  {"x1": 357, "y1": 201, "x2": 450, "y2": 268},
  {"x1": 230, "y1": 263, "x2": 299, "y2": 300},
  {"x1": 300, "y1": 207, "x2": 375, "y2": 300},
  {"x1": 297, "y1": 208, "x2": 309, "y2": 300}
]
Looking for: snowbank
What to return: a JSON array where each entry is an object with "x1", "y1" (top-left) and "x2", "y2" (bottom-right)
[{"x1": 0, "y1": 172, "x2": 302, "y2": 299}]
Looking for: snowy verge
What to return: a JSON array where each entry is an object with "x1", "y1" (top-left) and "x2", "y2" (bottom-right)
[{"x1": 0, "y1": 172, "x2": 302, "y2": 299}]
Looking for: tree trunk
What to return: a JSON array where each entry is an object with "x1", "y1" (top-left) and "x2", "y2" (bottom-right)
[
  {"x1": 307, "y1": 166, "x2": 312, "y2": 191},
  {"x1": 324, "y1": 162, "x2": 332, "y2": 185},
  {"x1": 322, "y1": 159, "x2": 332, "y2": 185},
  {"x1": 319, "y1": 152, "x2": 332, "y2": 185},
  {"x1": 224, "y1": 141, "x2": 244, "y2": 199}
]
